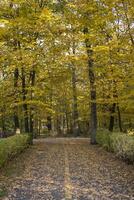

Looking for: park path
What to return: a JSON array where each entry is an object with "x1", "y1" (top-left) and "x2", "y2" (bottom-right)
[{"x1": 2, "y1": 138, "x2": 134, "y2": 200}]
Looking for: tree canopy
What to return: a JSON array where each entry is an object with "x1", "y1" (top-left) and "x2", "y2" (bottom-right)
[{"x1": 0, "y1": 0, "x2": 134, "y2": 143}]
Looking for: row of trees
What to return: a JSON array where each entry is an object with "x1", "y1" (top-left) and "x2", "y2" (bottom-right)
[{"x1": 0, "y1": 0, "x2": 133, "y2": 143}]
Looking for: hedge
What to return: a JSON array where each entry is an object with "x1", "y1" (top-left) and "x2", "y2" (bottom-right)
[
  {"x1": 0, "y1": 134, "x2": 30, "y2": 168},
  {"x1": 96, "y1": 129, "x2": 134, "y2": 164}
]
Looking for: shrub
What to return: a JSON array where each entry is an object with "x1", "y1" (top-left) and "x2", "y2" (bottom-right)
[
  {"x1": 111, "y1": 133, "x2": 134, "y2": 163},
  {"x1": 96, "y1": 129, "x2": 134, "y2": 164},
  {"x1": 0, "y1": 186, "x2": 7, "y2": 198},
  {"x1": 0, "y1": 134, "x2": 30, "y2": 168},
  {"x1": 96, "y1": 129, "x2": 113, "y2": 151},
  {"x1": 127, "y1": 129, "x2": 134, "y2": 136}
]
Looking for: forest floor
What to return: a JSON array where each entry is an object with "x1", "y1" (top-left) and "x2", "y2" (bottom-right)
[{"x1": 0, "y1": 138, "x2": 134, "y2": 200}]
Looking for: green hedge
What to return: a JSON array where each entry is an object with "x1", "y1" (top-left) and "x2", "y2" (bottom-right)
[
  {"x1": 96, "y1": 129, "x2": 134, "y2": 164},
  {"x1": 0, "y1": 134, "x2": 30, "y2": 168}
]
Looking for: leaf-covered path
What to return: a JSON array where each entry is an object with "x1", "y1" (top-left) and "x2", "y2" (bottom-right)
[{"x1": 1, "y1": 138, "x2": 134, "y2": 200}]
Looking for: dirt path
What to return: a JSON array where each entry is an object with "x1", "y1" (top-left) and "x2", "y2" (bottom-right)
[{"x1": 1, "y1": 138, "x2": 134, "y2": 200}]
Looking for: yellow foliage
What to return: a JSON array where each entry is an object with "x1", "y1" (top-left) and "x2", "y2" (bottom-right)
[{"x1": 40, "y1": 8, "x2": 53, "y2": 21}]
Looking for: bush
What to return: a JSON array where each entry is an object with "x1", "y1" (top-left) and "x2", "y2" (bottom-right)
[
  {"x1": 96, "y1": 129, "x2": 134, "y2": 164},
  {"x1": 96, "y1": 129, "x2": 112, "y2": 151},
  {"x1": 0, "y1": 134, "x2": 30, "y2": 168}
]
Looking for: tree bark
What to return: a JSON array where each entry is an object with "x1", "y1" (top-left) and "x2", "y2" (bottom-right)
[
  {"x1": 72, "y1": 66, "x2": 80, "y2": 136},
  {"x1": 13, "y1": 40, "x2": 21, "y2": 133},
  {"x1": 29, "y1": 68, "x2": 36, "y2": 136},
  {"x1": 56, "y1": 116, "x2": 61, "y2": 135},
  {"x1": 71, "y1": 43, "x2": 80, "y2": 136},
  {"x1": 14, "y1": 68, "x2": 20, "y2": 132},
  {"x1": 1, "y1": 108, "x2": 6, "y2": 137},
  {"x1": 84, "y1": 27, "x2": 97, "y2": 144},
  {"x1": 109, "y1": 103, "x2": 116, "y2": 132},
  {"x1": 21, "y1": 67, "x2": 29, "y2": 133},
  {"x1": 117, "y1": 105, "x2": 123, "y2": 132},
  {"x1": 47, "y1": 116, "x2": 52, "y2": 131},
  {"x1": 65, "y1": 110, "x2": 69, "y2": 134}
]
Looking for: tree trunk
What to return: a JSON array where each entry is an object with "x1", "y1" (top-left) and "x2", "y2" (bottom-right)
[
  {"x1": 47, "y1": 116, "x2": 52, "y2": 131},
  {"x1": 14, "y1": 68, "x2": 20, "y2": 132},
  {"x1": 1, "y1": 110, "x2": 6, "y2": 137},
  {"x1": 84, "y1": 27, "x2": 97, "y2": 144},
  {"x1": 117, "y1": 105, "x2": 123, "y2": 132},
  {"x1": 21, "y1": 67, "x2": 29, "y2": 133},
  {"x1": 109, "y1": 103, "x2": 116, "y2": 132},
  {"x1": 29, "y1": 68, "x2": 36, "y2": 136},
  {"x1": 56, "y1": 116, "x2": 61, "y2": 135},
  {"x1": 13, "y1": 40, "x2": 21, "y2": 133},
  {"x1": 71, "y1": 42, "x2": 80, "y2": 136},
  {"x1": 38, "y1": 118, "x2": 41, "y2": 136},
  {"x1": 65, "y1": 110, "x2": 69, "y2": 134},
  {"x1": 72, "y1": 66, "x2": 80, "y2": 136}
]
